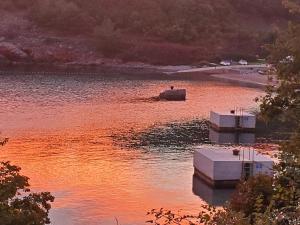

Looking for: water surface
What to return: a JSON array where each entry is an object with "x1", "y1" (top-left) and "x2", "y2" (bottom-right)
[{"x1": 0, "y1": 73, "x2": 263, "y2": 225}]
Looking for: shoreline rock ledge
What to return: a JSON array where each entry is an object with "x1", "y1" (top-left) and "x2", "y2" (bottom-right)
[{"x1": 0, "y1": 42, "x2": 30, "y2": 62}]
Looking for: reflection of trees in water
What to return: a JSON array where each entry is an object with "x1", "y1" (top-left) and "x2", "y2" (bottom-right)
[{"x1": 112, "y1": 119, "x2": 210, "y2": 149}]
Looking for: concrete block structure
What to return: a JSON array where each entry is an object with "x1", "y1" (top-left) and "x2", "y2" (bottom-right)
[
  {"x1": 193, "y1": 146, "x2": 273, "y2": 188},
  {"x1": 210, "y1": 111, "x2": 256, "y2": 132}
]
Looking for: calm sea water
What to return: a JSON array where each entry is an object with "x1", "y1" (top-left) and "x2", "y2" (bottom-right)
[{"x1": 0, "y1": 73, "x2": 263, "y2": 225}]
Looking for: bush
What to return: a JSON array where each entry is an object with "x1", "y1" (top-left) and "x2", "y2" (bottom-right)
[
  {"x1": 0, "y1": 0, "x2": 34, "y2": 11},
  {"x1": 230, "y1": 174, "x2": 273, "y2": 218},
  {"x1": 93, "y1": 19, "x2": 128, "y2": 57},
  {"x1": 0, "y1": 161, "x2": 54, "y2": 225},
  {"x1": 30, "y1": 0, "x2": 93, "y2": 33}
]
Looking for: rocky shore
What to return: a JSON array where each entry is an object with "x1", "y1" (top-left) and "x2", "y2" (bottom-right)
[{"x1": 0, "y1": 38, "x2": 275, "y2": 88}]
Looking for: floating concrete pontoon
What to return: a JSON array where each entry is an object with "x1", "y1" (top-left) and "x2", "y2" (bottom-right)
[
  {"x1": 193, "y1": 146, "x2": 273, "y2": 188},
  {"x1": 159, "y1": 87, "x2": 186, "y2": 101},
  {"x1": 210, "y1": 111, "x2": 256, "y2": 132}
]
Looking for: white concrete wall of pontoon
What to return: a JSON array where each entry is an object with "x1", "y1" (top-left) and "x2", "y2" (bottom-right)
[
  {"x1": 210, "y1": 111, "x2": 256, "y2": 129},
  {"x1": 193, "y1": 147, "x2": 274, "y2": 181}
]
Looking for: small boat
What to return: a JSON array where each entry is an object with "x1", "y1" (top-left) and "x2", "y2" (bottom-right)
[{"x1": 159, "y1": 86, "x2": 186, "y2": 101}]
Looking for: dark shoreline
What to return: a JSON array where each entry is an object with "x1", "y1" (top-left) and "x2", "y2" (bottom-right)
[
  {"x1": 0, "y1": 63, "x2": 163, "y2": 77},
  {"x1": 0, "y1": 63, "x2": 265, "y2": 89},
  {"x1": 0, "y1": 62, "x2": 214, "y2": 82}
]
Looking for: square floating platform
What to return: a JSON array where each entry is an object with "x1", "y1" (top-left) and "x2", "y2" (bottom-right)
[
  {"x1": 193, "y1": 146, "x2": 274, "y2": 188},
  {"x1": 210, "y1": 111, "x2": 256, "y2": 132}
]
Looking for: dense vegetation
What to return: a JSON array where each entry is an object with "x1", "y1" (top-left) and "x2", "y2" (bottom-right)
[
  {"x1": 0, "y1": 0, "x2": 292, "y2": 63},
  {"x1": 30, "y1": 0, "x2": 289, "y2": 44},
  {"x1": 0, "y1": 0, "x2": 287, "y2": 34}
]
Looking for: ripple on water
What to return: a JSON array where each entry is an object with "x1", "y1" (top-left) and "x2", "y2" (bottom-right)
[{"x1": 0, "y1": 73, "x2": 263, "y2": 225}]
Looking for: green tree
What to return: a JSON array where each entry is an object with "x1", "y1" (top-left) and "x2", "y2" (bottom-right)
[
  {"x1": 30, "y1": 0, "x2": 93, "y2": 33},
  {"x1": 229, "y1": 175, "x2": 273, "y2": 218},
  {"x1": 93, "y1": 18, "x2": 127, "y2": 56},
  {"x1": 0, "y1": 142, "x2": 54, "y2": 225}
]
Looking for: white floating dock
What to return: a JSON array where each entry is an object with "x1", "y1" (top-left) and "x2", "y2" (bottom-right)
[
  {"x1": 210, "y1": 111, "x2": 256, "y2": 132},
  {"x1": 193, "y1": 146, "x2": 273, "y2": 188}
]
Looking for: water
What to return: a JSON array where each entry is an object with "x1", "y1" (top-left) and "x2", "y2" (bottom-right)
[{"x1": 0, "y1": 72, "x2": 263, "y2": 225}]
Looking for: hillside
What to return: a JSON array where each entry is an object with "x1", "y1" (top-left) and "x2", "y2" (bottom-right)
[{"x1": 0, "y1": 0, "x2": 293, "y2": 66}]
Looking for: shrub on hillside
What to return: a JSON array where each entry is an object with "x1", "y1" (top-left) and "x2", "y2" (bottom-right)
[
  {"x1": 0, "y1": 0, "x2": 34, "y2": 11},
  {"x1": 30, "y1": 0, "x2": 93, "y2": 33},
  {"x1": 230, "y1": 174, "x2": 273, "y2": 218},
  {"x1": 93, "y1": 19, "x2": 128, "y2": 57},
  {"x1": 230, "y1": 0, "x2": 288, "y2": 17},
  {"x1": 163, "y1": 24, "x2": 199, "y2": 43}
]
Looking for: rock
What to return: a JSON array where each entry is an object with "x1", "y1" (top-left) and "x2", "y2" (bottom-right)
[
  {"x1": 159, "y1": 88, "x2": 186, "y2": 101},
  {"x1": 21, "y1": 48, "x2": 34, "y2": 57},
  {"x1": 0, "y1": 42, "x2": 28, "y2": 61}
]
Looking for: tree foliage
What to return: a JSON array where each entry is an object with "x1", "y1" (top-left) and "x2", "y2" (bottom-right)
[
  {"x1": 30, "y1": 0, "x2": 94, "y2": 33},
  {"x1": 0, "y1": 142, "x2": 54, "y2": 225},
  {"x1": 0, "y1": 0, "x2": 288, "y2": 44},
  {"x1": 93, "y1": 18, "x2": 126, "y2": 56},
  {"x1": 229, "y1": 175, "x2": 273, "y2": 219},
  {"x1": 0, "y1": 0, "x2": 291, "y2": 60}
]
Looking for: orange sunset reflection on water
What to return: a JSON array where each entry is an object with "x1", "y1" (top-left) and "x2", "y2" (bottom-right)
[{"x1": 0, "y1": 73, "x2": 263, "y2": 225}]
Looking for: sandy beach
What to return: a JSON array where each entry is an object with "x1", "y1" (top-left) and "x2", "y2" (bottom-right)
[
  {"x1": 210, "y1": 72, "x2": 278, "y2": 89},
  {"x1": 167, "y1": 65, "x2": 278, "y2": 89}
]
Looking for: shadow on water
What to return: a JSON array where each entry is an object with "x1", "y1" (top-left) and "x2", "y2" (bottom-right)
[
  {"x1": 192, "y1": 175, "x2": 235, "y2": 206},
  {"x1": 130, "y1": 96, "x2": 160, "y2": 103},
  {"x1": 209, "y1": 129, "x2": 256, "y2": 145},
  {"x1": 112, "y1": 119, "x2": 210, "y2": 151}
]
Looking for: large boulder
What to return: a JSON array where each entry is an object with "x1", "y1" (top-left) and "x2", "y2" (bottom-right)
[
  {"x1": 0, "y1": 42, "x2": 28, "y2": 61},
  {"x1": 159, "y1": 88, "x2": 186, "y2": 101}
]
